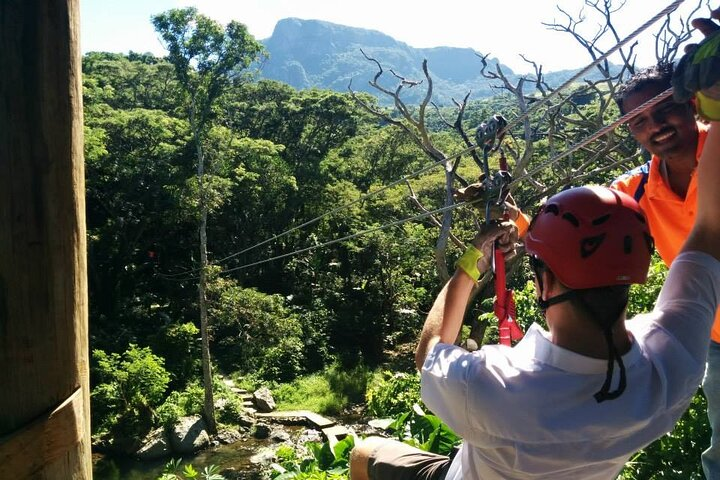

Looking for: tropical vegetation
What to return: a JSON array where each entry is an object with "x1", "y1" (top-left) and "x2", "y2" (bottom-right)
[{"x1": 86, "y1": 4, "x2": 710, "y2": 479}]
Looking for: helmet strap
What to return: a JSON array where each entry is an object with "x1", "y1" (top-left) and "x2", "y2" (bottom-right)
[
  {"x1": 537, "y1": 290, "x2": 577, "y2": 311},
  {"x1": 532, "y1": 260, "x2": 579, "y2": 312},
  {"x1": 594, "y1": 328, "x2": 627, "y2": 403},
  {"x1": 534, "y1": 279, "x2": 629, "y2": 402}
]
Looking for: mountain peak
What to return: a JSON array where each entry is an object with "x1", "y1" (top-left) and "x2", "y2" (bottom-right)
[
  {"x1": 266, "y1": 18, "x2": 405, "y2": 52},
  {"x1": 258, "y1": 17, "x2": 613, "y2": 106}
]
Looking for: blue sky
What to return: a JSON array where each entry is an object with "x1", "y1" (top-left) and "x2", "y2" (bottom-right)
[{"x1": 81, "y1": 0, "x2": 709, "y2": 73}]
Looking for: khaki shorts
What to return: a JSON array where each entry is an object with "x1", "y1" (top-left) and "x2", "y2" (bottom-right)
[{"x1": 367, "y1": 440, "x2": 451, "y2": 480}]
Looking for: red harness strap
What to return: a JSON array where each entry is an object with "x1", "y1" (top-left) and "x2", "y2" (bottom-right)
[
  {"x1": 493, "y1": 246, "x2": 524, "y2": 346},
  {"x1": 481, "y1": 133, "x2": 523, "y2": 345}
]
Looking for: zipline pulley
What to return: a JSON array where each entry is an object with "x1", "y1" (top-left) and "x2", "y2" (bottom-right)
[{"x1": 475, "y1": 114, "x2": 524, "y2": 346}]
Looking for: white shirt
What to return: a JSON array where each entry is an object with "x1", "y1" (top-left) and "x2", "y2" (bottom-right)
[{"x1": 421, "y1": 251, "x2": 720, "y2": 480}]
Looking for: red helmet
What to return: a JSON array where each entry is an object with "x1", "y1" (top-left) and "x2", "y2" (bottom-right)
[{"x1": 524, "y1": 186, "x2": 653, "y2": 289}]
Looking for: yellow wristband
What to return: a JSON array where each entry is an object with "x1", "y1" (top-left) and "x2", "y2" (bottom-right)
[
  {"x1": 455, "y1": 245, "x2": 484, "y2": 282},
  {"x1": 696, "y1": 91, "x2": 720, "y2": 121}
]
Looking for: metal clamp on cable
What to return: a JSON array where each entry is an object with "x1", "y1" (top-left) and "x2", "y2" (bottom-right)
[{"x1": 475, "y1": 114, "x2": 508, "y2": 152}]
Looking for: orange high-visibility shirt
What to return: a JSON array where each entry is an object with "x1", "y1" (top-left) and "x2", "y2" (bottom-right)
[{"x1": 612, "y1": 124, "x2": 720, "y2": 342}]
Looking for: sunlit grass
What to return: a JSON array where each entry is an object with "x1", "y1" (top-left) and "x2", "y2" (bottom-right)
[{"x1": 273, "y1": 363, "x2": 371, "y2": 415}]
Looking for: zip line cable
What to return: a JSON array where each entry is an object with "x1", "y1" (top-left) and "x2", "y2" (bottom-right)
[
  {"x1": 192, "y1": 87, "x2": 675, "y2": 279},
  {"x1": 510, "y1": 88, "x2": 674, "y2": 186},
  {"x1": 157, "y1": 0, "x2": 683, "y2": 279},
  {"x1": 162, "y1": 86, "x2": 673, "y2": 281},
  {"x1": 172, "y1": 199, "x2": 480, "y2": 281},
  {"x1": 156, "y1": 155, "x2": 453, "y2": 278},
  {"x1": 497, "y1": 0, "x2": 685, "y2": 138}
]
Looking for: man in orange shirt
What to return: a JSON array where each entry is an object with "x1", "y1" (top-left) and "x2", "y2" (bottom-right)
[
  {"x1": 611, "y1": 64, "x2": 708, "y2": 267},
  {"x1": 611, "y1": 41, "x2": 720, "y2": 479}
]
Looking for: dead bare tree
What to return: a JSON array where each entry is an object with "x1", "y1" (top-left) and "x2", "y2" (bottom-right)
[
  {"x1": 349, "y1": 49, "x2": 475, "y2": 284},
  {"x1": 501, "y1": 0, "x2": 639, "y2": 197},
  {"x1": 654, "y1": 0, "x2": 706, "y2": 62},
  {"x1": 544, "y1": 0, "x2": 637, "y2": 77},
  {"x1": 349, "y1": 51, "x2": 534, "y2": 346},
  {"x1": 525, "y1": 0, "x2": 705, "y2": 194},
  {"x1": 345, "y1": 0, "x2": 704, "y2": 348}
]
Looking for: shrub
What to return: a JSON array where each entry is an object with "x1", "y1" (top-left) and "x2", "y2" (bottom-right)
[
  {"x1": 297, "y1": 302, "x2": 333, "y2": 372},
  {"x1": 274, "y1": 374, "x2": 344, "y2": 415},
  {"x1": 366, "y1": 370, "x2": 422, "y2": 417},
  {"x1": 150, "y1": 322, "x2": 201, "y2": 389},
  {"x1": 627, "y1": 253, "x2": 667, "y2": 317},
  {"x1": 327, "y1": 363, "x2": 370, "y2": 404},
  {"x1": 512, "y1": 276, "x2": 546, "y2": 331},
  {"x1": 270, "y1": 436, "x2": 354, "y2": 480},
  {"x1": 207, "y1": 277, "x2": 308, "y2": 382},
  {"x1": 158, "y1": 458, "x2": 225, "y2": 479},
  {"x1": 91, "y1": 344, "x2": 170, "y2": 437},
  {"x1": 231, "y1": 371, "x2": 264, "y2": 392},
  {"x1": 155, "y1": 383, "x2": 204, "y2": 427},
  {"x1": 216, "y1": 394, "x2": 246, "y2": 426},
  {"x1": 275, "y1": 444, "x2": 298, "y2": 466},
  {"x1": 619, "y1": 390, "x2": 709, "y2": 479},
  {"x1": 388, "y1": 407, "x2": 461, "y2": 456},
  {"x1": 259, "y1": 337, "x2": 305, "y2": 382}
]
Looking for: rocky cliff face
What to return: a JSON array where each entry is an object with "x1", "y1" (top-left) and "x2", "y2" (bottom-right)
[
  {"x1": 258, "y1": 18, "x2": 510, "y2": 105},
  {"x1": 257, "y1": 18, "x2": 620, "y2": 106}
]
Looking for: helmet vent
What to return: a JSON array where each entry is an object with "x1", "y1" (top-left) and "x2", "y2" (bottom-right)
[
  {"x1": 562, "y1": 212, "x2": 580, "y2": 227},
  {"x1": 545, "y1": 204, "x2": 560, "y2": 215},
  {"x1": 624, "y1": 235, "x2": 633, "y2": 254},
  {"x1": 592, "y1": 214, "x2": 611, "y2": 225},
  {"x1": 644, "y1": 232, "x2": 655, "y2": 253},
  {"x1": 580, "y1": 233, "x2": 606, "y2": 258}
]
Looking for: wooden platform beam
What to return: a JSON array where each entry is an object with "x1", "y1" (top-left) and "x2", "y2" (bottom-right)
[{"x1": 0, "y1": 0, "x2": 90, "y2": 477}]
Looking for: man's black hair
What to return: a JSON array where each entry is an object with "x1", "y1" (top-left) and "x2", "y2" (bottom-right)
[
  {"x1": 528, "y1": 256, "x2": 630, "y2": 326},
  {"x1": 614, "y1": 62, "x2": 675, "y2": 114}
]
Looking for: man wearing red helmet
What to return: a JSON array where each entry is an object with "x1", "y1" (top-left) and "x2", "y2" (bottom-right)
[
  {"x1": 351, "y1": 142, "x2": 720, "y2": 480},
  {"x1": 522, "y1": 186, "x2": 654, "y2": 403},
  {"x1": 349, "y1": 24, "x2": 720, "y2": 480},
  {"x1": 351, "y1": 175, "x2": 718, "y2": 479}
]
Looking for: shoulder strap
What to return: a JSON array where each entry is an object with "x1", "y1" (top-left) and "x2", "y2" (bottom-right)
[{"x1": 633, "y1": 163, "x2": 650, "y2": 202}]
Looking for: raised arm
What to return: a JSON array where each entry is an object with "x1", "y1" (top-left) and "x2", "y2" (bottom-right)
[
  {"x1": 680, "y1": 8, "x2": 720, "y2": 259},
  {"x1": 415, "y1": 222, "x2": 517, "y2": 370},
  {"x1": 682, "y1": 122, "x2": 720, "y2": 260}
]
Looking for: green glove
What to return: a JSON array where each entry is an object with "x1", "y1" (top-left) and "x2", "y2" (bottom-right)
[{"x1": 673, "y1": 30, "x2": 720, "y2": 120}]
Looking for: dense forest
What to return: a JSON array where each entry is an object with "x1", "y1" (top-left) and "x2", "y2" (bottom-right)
[{"x1": 87, "y1": 5, "x2": 711, "y2": 480}]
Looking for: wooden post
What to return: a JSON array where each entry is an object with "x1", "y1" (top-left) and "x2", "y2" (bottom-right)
[{"x1": 0, "y1": 0, "x2": 91, "y2": 478}]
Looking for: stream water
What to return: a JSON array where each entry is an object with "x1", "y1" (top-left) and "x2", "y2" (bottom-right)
[
  {"x1": 92, "y1": 428, "x2": 299, "y2": 480},
  {"x1": 92, "y1": 410, "x2": 370, "y2": 480}
]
